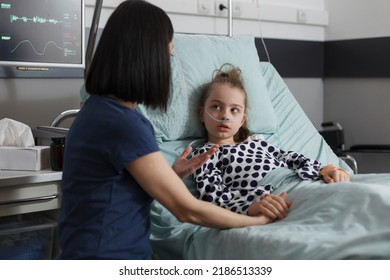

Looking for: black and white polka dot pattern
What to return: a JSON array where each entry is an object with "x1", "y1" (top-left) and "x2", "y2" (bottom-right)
[{"x1": 191, "y1": 135, "x2": 323, "y2": 214}]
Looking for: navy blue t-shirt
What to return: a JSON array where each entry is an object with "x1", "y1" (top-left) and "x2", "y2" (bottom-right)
[{"x1": 59, "y1": 95, "x2": 159, "y2": 259}]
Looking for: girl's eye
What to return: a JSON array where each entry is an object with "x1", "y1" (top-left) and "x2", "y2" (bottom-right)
[
  {"x1": 211, "y1": 105, "x2": 220, "y2": 111},
  {"x1": 231, "y1": 108, "x2": 240, "y2": 114}
]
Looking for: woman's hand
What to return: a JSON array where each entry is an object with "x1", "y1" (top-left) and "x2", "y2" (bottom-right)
[
  {"x1": 320, "y1": 164, "x2": 350, "y2": 183},
  {"x1": 247, "y1": 192, "x2": 292, "y2": 221},
  {"x1": 172, "y1": 144, "x2": 219, "y2": 179}
]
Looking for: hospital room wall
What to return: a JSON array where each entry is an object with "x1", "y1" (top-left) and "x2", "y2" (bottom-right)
[
  {"x1": 323, "y1": 0, "x2": 390, "y2": 173},
  {"x1": 324, "y1": 0, "x2": 390, "y2": 145},
  {"x1": 164, "y1": 0, "x2": 326, "y2": 130},
  {"x1": 0, "y1": 79, "x2": 83, "y2": 129},
  {"x1": 0, "y1": 0, "x2": 325, "y2": 131}
]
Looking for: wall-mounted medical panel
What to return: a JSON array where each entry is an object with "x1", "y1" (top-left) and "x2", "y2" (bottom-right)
[
  {"x1": 255, "y1": 38, "x2": 324, "y2": 78},
  {"x1": 325, "y1": 37, "x2": 390, "y2": 78},
  {"x1": 138, "y1": 0, "x2": 329, "y2": 26}
]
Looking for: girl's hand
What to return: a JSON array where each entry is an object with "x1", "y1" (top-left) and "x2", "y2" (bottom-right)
[
  {"x1": 320, "y1": 165, "x2": 350, "y2": 183},
  {"x1": 247, "y1": 192, "x2": 292, "y2": 221},
  {"x1": 322, "y1": 169, "x2": 350, "y2": 183},
  {"x1": 172, "y1": 144, "x2": 219, "y2": 179}
]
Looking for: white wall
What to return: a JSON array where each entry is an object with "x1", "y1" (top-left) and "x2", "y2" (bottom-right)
[
  {"x1": 0, "y1": 79, "x2": 83, "y2": 128},
  {"x1": 150, "y1": 0, "x2": 327, "y2": 40},
  {"x1": 325, "y1": 0, "x2": 390, "y2": 40}
]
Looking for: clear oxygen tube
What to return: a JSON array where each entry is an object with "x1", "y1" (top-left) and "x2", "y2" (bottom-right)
[{"x1": 204, "y1": 109, "x2": 233, "y2": 123}]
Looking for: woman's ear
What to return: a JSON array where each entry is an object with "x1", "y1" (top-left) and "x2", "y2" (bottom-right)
[{"x1": 199, "y1": 107, "x2": 205, "y2": 123}]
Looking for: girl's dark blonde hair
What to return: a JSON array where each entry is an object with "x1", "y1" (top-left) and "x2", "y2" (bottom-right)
[{"x1": 200, "y1": 64, "x2": 252, "y2": 143}]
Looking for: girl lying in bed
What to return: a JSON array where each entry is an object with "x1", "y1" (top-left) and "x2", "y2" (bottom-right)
[{"x1": 191, "y1": 64, "x2": 350, "y2": 221}]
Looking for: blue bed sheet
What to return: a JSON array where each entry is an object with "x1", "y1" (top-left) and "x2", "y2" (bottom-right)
[{"x1": 183, "y1": 168, "x2": 390, "y2": 259}]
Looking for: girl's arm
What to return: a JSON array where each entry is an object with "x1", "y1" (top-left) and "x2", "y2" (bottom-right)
[
  {"x1": 263, "y1": 140, "x2": 323, "y2": 180},
  {"x1": 273, "y1": 143, "x2": 350, "y2": 183},
  {"x1": 127, "y1": 151, "x2": 273, "y2": 228}
]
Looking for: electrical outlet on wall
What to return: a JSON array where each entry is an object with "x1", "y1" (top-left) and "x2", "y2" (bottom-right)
[
  {"x1": 198, "y1": 0, "x2": 213, "y2": 15},
  {"x1": 215, "y1": 1, "x2": 243, "y2": 18},
  {"x1": 232, "y1": 2, "x2": 242, "y2": 18},
  {"x1": 297, "y1": 10, "x2": 307, "y2": 23},
  {"x1": 215, "y1": 0, "x2": 228, "y2": 17}
]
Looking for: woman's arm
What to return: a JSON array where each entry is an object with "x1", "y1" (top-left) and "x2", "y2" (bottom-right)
[{"x1": 127, "y1": 151, "x2": 273, "y2": 228}]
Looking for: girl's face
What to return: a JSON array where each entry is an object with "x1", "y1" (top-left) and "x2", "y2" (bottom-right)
[{"x1": 200, "y1": 84, "x2": 246, "y2": 144}]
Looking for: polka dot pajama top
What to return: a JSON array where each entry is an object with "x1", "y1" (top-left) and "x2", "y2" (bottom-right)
[{"x1": 191, "y1": 135, "x2": 324, "y2": 214}]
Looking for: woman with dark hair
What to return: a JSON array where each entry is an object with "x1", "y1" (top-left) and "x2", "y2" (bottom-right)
[{"x1": 59, "y1": 0, "x2": 274, "y2": 260}]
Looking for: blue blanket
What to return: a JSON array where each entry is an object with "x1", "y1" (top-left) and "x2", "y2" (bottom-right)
[
  {"x1": 183, "y1": 169, "x2": 390, "y2": 259},
  {"x1": 151, "y1": 167, "x2": 390, "y2": 259}
]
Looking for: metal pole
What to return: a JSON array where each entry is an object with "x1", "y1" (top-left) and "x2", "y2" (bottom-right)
[
  {"x1": 227, "y1": 0, "x2": 233, "y2": 37},
  {"x1": 84, "y1": 0, "x2": 104, "y2": 78}
]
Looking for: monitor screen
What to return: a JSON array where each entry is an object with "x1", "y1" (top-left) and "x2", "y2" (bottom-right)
[{"x1": 0, "y1": 0, "x2": 85, "y2": 69}]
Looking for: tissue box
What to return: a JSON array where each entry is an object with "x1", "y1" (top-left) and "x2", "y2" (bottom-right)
[{"x1": 0, "y1": 146, "x2": 50, "y2": 171}]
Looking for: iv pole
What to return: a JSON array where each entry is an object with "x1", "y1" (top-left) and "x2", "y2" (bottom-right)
[
  {"x1": 84, "y1": 0, "x2": 104, "y2": 78},
  {"x1": 227, "y1": 0, "x2": 233, "y2": 37}
]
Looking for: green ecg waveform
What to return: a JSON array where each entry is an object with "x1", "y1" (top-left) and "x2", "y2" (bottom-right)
[
  {"x1": 11, "y1": 40, "x2": 63, "y2": 56},
  {"x1": 10, "y1": 14, "x2": 63, "y2": 24}
]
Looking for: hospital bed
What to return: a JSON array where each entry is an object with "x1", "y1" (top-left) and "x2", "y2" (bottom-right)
[{"x1": 135, "y1": 33, "x2": 390, "y2": 260}]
